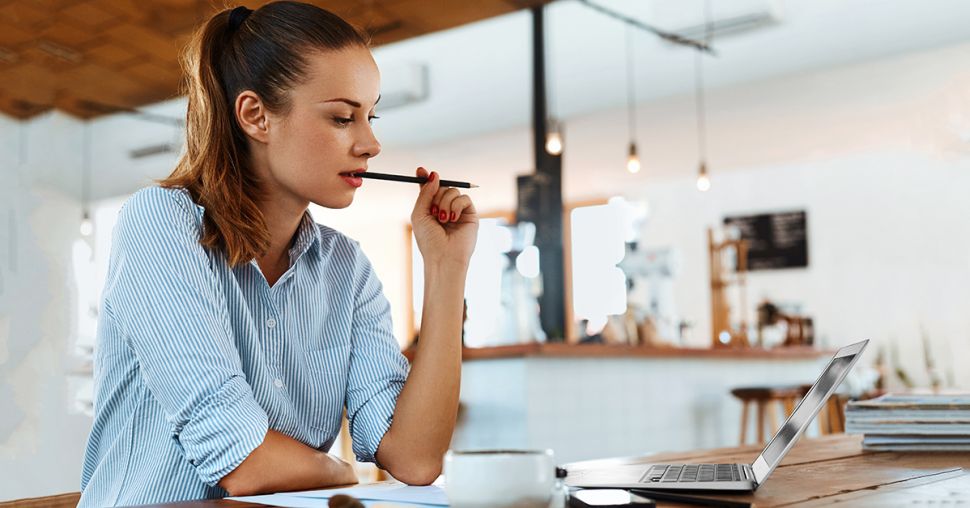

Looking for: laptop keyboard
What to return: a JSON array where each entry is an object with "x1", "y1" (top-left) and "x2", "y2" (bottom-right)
[{"x1": 641, "y1": 464, "x2": 743, "y2": 483}]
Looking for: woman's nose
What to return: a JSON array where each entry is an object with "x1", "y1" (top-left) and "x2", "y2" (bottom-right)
[{"x1": 355, "y1": 128, "x2": 381, "y2": 158}]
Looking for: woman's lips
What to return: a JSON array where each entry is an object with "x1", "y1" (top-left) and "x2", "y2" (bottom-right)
[{"x1": 340, "y1": 173, "x2": 363, "y2": 188}]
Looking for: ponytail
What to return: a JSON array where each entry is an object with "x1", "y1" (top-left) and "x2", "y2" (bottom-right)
[{"x1": 160, "y1": 2, "x2": 369, "y2": 266}]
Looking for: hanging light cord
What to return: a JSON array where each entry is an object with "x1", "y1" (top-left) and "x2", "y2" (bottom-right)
[
  {"x1": 545, "y1": 12, "x2": 557, "y2": 131},
  {"x1": 694, "y1": 53, "x2": 706, "y2": 162},
  {"x1": 18, "y1": 122, "x2": 27, "y2": 166},
  {"x1": 82, "y1": 123, "x2": 91, "y2": 215},
  {"x1": 626, "y1": 25, "x2": 637, "y2": 144},
  {"x1": 695, "y1": 0, "x2": 713, "y2": 163}
]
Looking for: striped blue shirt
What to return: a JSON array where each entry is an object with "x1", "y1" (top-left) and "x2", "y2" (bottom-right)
[{"x1": 79, "y1": 186, "x2": 410, "y2": 507}]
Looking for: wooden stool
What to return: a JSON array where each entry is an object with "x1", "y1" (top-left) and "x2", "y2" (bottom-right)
[
  {"x1": 801, "y1": 384, "x2": 846, "y2": 435},
  {"x1": 731, "y1": 385, "x2": 807, "y2": 445}
]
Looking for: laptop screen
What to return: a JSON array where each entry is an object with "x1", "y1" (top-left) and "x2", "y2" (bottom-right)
[{"x1": 752, "y1": 340, "x2": 867, "y2": 484}]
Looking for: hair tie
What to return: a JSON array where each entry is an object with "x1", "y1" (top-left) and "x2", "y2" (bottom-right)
[{"x1": 227, "y1": 6, "x2": 252, "y2": 34}]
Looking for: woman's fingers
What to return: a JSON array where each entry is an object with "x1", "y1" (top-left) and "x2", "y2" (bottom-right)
[
  {"x1": 447, "y1": 194, "x2": 475, "y2": 222},
  {"x1": 432, "y1": 187, "x2": 460, "y2": 222},
  {"x1": 414, "y1": 168, "x2": 476, "y2": 224},
  {"x1": 412, "y1": 167, "x2": 438, "y2": 219}
]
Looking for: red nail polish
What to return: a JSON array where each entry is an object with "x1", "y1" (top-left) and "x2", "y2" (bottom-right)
[
  {"x1": 451, "y1": 212, "x2": 457, "y2": 222},
  {"x1": 431, "y1": 205, "x2": 438, "y2": 215},
  {"x1": 431, "y1": 172, "x2": 437, "y2": 181},
  {"x1": 439, "y1": 211, "x2": 447, "y2": 221}
]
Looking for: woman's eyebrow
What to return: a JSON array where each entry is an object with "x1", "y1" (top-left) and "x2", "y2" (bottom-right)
[
  {"x1": 325, "y1": 98, "x2": 361, "y2": 107},
  {"x1": 323, "y1": 94, "x2": 381, "y2": 108}
]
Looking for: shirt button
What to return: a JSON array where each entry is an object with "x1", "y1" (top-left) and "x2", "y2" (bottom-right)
[
  {"x1": 266, "y1": 318, "x2": 277, "y2": 328},
  {"x1": 274, "y1": 378, "x2": 284, "y2": 389}
]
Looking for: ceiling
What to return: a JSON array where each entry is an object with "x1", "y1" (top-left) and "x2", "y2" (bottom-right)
[
  {"x1": 10, "y1": 0, "x2": 970, "y2": 203},
  {"x1": 0, "y1": 0, "x2": 548, "y2": 119},
  {"x1": 367, "y1": 0, "x2": 970, "y2": 147}
]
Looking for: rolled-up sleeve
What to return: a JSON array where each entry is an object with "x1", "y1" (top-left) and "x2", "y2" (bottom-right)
[
  {"x1": 344, "y1": 241, "x2": 410, "y2": 463},
  {"x1": 101, "y1": 187, "x2": 268, "y2": 486}
]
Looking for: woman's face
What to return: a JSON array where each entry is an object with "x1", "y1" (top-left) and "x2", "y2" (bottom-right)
[{"x1": 260, "y1": 47, "x2": 382, "y2": 210}]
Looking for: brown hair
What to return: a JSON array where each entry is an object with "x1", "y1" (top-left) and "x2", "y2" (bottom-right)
[{"x1": 161, "y1": 2, "x2": 369, "y2": 266}]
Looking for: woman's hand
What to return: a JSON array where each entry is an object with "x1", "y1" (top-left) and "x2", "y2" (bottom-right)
[
  {"x1": 219, "y1": 430, "x2": 358, "y2": 496},
  {"x1": 410, "y1": 167, "x2": 479, "y2": 270}
]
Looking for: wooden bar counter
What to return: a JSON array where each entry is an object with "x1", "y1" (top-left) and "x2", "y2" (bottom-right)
[
  {"x1": 444, "y1": 343, "x2": 835, "y2": 464},
  {"x1": 403, "y1": 343, "x2": 832, "y2": 362}
]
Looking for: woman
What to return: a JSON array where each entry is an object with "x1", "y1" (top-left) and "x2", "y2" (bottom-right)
[{"x1": 78, "y1": 3, "x2": 477, "y2": 506}]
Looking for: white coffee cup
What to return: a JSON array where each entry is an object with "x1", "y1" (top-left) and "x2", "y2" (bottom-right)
[{"x1": 443, "y1": 449, "x2": 559, "y2": 508}]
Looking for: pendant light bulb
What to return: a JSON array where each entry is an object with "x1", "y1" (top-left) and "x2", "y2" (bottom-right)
[
  {"x1": 545, "y1": 131, "x2": 563, "y2": 156},
  {"x1": 80, "y1": 210, "x2": 94, "y2": 237},
  {"x1": 696, "y1": 161, "x2": 711, "y2": 192},
  {"x1": 626, "y1": 142, "x2": 641, "y2": 174}
]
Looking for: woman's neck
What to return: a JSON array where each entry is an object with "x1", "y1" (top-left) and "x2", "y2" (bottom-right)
[{"x1": 256, "y1": 196, "x2": 307, "y2": 286}]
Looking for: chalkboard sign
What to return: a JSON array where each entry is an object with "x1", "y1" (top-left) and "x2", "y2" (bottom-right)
[{"x1": 723, "y1": 210, "x2": 808, "y2": 270}]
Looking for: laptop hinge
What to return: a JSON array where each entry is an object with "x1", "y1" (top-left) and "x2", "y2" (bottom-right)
[{"x1": 743, "y1": 464, "x2": 756, "y2": 483}]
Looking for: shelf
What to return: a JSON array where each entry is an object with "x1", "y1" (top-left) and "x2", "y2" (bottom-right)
[{"x1": 402, "y1": 343, "x2": 832, "y2": 362}]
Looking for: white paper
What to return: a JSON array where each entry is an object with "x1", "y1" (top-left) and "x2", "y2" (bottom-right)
[{"x1": 229, "y1": 483, "x2": 448, "y2": 507}]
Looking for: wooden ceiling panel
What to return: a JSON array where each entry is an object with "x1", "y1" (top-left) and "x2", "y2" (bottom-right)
[
  {"x1": 0, "y1": 0, "x2": 552, "y2": 119},
  {"x1": 0, "y1": 2, "x2": 50, "y2": 31},
  {"x1": 133, "y1": 2, "x2": 215, "y2": 37},
  {"x1": 20, "y1": 44, "x2": 82, "y2": 70},
  {"x1": 1, "y1": 63, "x2": 58, "y2": 104},
  {"x1": 0, "y1": 23, "x2": 35, "y2": 47},
  {"x1": 40, "y1": 20, "x2": 103, "y2": 47},
  {"x1": 84, "y1": 41, "x2": 141, "y2": 67},
  {"x1": 0, "y1": 94, "x2": 50, "y2": 117},
  {"x1": 125, "y1": 60, "x2": 181, "y2": 91},
  {"x1": 381, "y1": 0, "x2": 522, "y2": 33},
  {"x1": 62, "y1": 1, "x2": 123, "y2": 29},
  {"x1": 104, "y1": 23, "x2": 180, "y2": 61},
  {"x1": 31, "y1": 0, "x2": 82, "y2": 9},
  {"x1": 57, "y1": 62, "x2": 176, "y2": 111},
  {"x1": 96, "y1": 0, "x2": 153, "y2": 22}
]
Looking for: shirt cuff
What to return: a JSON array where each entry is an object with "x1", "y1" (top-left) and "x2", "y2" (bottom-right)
[
  {"x1": 350, "y1": 380, "x2": 404, "y2": 464},
  {"x1": 174, "y1": 376, "x2": 269, "y2": 486}
]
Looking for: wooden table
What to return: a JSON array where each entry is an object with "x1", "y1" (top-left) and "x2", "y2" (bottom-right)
[
  {"x1": 565, "y1": 434, "x2": 970, "y2": 506},
  {"x1": 130, "y1": 435, "x2": 969, "y2": 507}
]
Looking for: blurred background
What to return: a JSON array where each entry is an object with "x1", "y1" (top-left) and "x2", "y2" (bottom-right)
[{"x1": 2, "y1": 0, "x2": 969, "y2": 500}]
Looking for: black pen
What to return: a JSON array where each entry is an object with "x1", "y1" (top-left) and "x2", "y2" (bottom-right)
[{"x1": 351, "y1": 172, "x2": 479, "y2": 189}]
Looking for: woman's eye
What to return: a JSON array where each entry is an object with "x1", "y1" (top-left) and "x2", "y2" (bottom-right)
[
  {"x1": 368, "y1": 115, "x2": 380, "y2": 124},
  {"x1": 334, "y1": 117, "x2": 353, "y2": 126}
]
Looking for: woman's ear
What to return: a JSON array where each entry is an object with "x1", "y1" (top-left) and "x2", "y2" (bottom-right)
[{"x1": 235, "y1": 90, "x2": 269, "y2": 144}]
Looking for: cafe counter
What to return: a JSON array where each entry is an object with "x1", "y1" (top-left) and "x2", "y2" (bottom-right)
[{"x1": 408, "y1": 343, "x2": 835, "y2": 465}]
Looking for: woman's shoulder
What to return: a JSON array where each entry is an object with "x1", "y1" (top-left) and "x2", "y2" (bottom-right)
[
  {"x1": 123, "y1": 185, "x2": 198, "y2": 217},
  {"x1": 312, "y1": 222, "x2": 376, "y2": 267},
  {"x1": 313, "y1": 222, "x2": 358, "y2": 253},
  {"x1": 118, "y1": 185, "x2": 202, "y2": 234}
]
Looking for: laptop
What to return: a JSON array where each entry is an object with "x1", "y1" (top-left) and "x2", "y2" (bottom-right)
[{"x1": 566, "y1": 339, "x2": 868, "y2": 492}]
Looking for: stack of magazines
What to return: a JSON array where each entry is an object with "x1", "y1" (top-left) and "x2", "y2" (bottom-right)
[{"x1": 845, "y1": 394, "x2": 970, "y2": 451}]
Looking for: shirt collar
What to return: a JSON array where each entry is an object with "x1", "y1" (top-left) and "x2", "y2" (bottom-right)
[
  {"x1": 288, "y1": 209, "x2": 322, "y2": 263},
  {"x1": 184, "y1": 189, "x2": 321, "y2": 264}
]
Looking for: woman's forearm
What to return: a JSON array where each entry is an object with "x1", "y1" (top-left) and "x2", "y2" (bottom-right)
[
  {"x1": 219, "y1": 429, "x2": 358, "y2": 496},
  {"x1": 377, "y1": 263, "x2": 467, "y2": 484}
]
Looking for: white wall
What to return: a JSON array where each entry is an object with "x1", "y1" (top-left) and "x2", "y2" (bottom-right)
[
  {"x1": 635, "y1": 154, "x2": 970, "y2": 388},
  {"x1": 0, "y1": 113, "x2": 93, "y2": 500}
]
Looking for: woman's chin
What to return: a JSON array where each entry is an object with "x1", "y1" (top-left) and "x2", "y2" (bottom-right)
[{"x1": 313, "y1": 192, "x2": 355, "y2": 210}]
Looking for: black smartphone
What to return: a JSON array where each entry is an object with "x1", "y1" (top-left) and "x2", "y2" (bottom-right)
[{"x1": 569, "y1": 489, "x2": 656, "y2": 508}]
